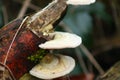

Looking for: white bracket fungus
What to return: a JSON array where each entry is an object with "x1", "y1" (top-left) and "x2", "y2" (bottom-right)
[
  {"x1": 66, "y1": 0, "x2": 96, "y2": 5},
  {"x1": 30, "y1": 54, "x2": 75, "y2": 80},
  {"x1": 39, "y1": 31, "x2": 82, "y2": 49},
  {"x1": 29, "y1": 31, "x2": 81, "y2": 79}
]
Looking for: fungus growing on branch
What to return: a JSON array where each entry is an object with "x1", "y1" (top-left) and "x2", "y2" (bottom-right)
[{"x1": 39, "y1": 31, "x2": 82, "y2": 49}]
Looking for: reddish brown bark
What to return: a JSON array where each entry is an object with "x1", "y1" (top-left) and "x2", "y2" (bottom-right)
[
  {"x1": 0, "y1": 0, "x2": 67, "y2": 79},
  {"x1": 0, "y1": 19, "x2": 46, "y2": 79}
]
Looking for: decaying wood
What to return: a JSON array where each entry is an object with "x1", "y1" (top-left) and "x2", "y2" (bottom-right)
[
  {"x1": 0, "y1": 63, "x2": 15, "y2": 80},
  {"x1": 98, "y1": 61, "x2": 120, "y2": 80},
  {"x1": 0, "y1": 19, "x2": 45, "y2": 79},
  {"x1": 26, "y1": 0, "x2": 67, "y2": 38},
  {"x1": 0, "y1": 0, "x2": 67, "y2": 79}
]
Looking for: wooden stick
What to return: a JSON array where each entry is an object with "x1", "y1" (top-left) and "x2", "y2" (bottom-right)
[
  {"x1": 80, "y1": 44, "x2": 105, "y2": 75},
  {"x1": 17, "y1": 0, "x2": 31, "y2": 18},
  {"x1": 98, "y1": 61, "x2": 120, "y2": 80},
  {"x1": 14, "y1": 0, "x2": 40, "y2": 11},
  {"x1": 2, "y1": 6, "x2": 8, "y2": 24},
  {"x1": 75, "y1": 48, "x2": 88, "y2": 74}
]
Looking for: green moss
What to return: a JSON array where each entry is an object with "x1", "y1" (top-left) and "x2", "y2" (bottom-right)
[{"x1": 27, "y1": 49, "x2": 47, "y2": 63}]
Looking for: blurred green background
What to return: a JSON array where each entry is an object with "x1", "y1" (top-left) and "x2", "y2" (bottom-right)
[{"x1": 0, "y1": 0, "x2": 120, "y2": 79}]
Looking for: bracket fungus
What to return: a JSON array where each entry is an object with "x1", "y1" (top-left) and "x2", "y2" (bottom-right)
[
  {"x1": 29, "y1": 0, "x2": 96, "y2": 79},
  {"x1": 67, "y1": 0, "x2": 96, "y2": 5},
  {"x1": 29, "y1": 31, "x2": 82, "y2": 79},
  {"x1": 30, "y1": 54, "x2": 75, "y2": 80},
  {"x1": 39, "y1": 31, "x2": 82, "y2": 49}
]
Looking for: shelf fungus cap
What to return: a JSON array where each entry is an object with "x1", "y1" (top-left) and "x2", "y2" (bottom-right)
[
  {"x1": 66, "y1": 0, "x2": 96, "y2": 5},
  {"x1": 29, "y1": 54, "x2": 75, "y2": 79},
  {"x1": 39, "y1": 31, "x2": 82, "y2": 49}
]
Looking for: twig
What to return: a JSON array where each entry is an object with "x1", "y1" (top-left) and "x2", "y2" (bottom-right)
[
  {"x1": 17, "y1": 0, "x2": 31, "y2": 18},
  {"x1": 14, "y1": 0, "x2": 40, "y2": 11},
  {"x1": 75, "y1": 48, "x2": 88, "y2": 74},
  {"x1": 2, "y1": 6, "x2": 8, "y2": 24},
  {"x1": 28, "y1": 3, "x2": 41, "y2": 11},
  {"x1": 80, "y1": 44, "x2": 105, "y2": 75},
  {"x1": 110, "y1": 1, "x2": 120, "y2": 35},
  {"x1": 59, "y1": 22, "x2": 73, "y2": 33}
]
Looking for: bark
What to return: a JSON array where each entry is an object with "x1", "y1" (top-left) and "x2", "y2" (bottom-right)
[
  {"x1": 98, "y1": 61, "x2": 120, "y2": 80},
  {"x1": 0, "y1": 0, "x2": 67, "y2": 79},
  {"x1": 0, "y1": 18, "x2": 46, "y2": 79}
]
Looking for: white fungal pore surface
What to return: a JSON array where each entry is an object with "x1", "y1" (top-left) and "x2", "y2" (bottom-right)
[
  {"x1": 30, "y1": 54, "x2": 75, "y2": 79},
  {"x1": 66, "y1": 0, "x2": 96, "y2": 5},
  {"x1": 39, "y1": 31, "x2": 82, "y2": 49}
]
